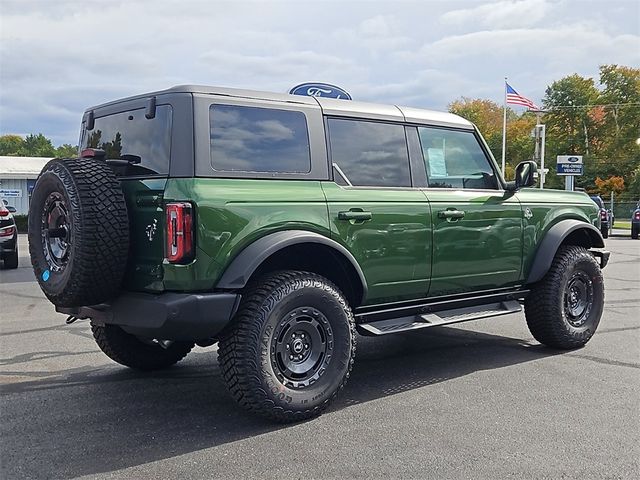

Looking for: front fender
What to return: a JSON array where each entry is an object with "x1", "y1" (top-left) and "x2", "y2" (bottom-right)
[{"x1": 526, "y1": 219, "x2": 605, "y2": 284}]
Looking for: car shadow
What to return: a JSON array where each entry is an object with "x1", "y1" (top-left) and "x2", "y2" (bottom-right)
[{"x1": 0, "y1": 325, "x2": 559, "y2": 479}]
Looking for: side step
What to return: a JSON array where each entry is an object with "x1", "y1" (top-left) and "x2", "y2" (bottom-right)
[{"x1": 356, "y1": 300, "x2": 522, "y2": 336}]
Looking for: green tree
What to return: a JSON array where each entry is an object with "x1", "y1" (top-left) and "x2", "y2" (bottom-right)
[
  {"x1": 21, "y1": 133, "x2": 56, "y2": 157},
  {"x1": 56, "y1": 144, "x2": 78, "y2": 157},
  {"x1": 0, "y1": 134, "x2": 26, "y2": 155}
]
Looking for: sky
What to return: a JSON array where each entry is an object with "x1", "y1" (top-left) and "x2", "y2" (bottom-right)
[{"x1": 0, "y1": 0, "x2": 638, "y2": 146}]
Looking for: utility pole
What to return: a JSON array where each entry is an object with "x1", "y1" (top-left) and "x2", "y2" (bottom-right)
[{"x1": 532, "y1": 112, "x2": 546, "y2": 189}]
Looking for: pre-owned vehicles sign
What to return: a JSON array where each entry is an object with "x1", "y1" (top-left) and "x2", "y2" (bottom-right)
[{"x1": 557, "y1": 155, "x2": 583, "y2": 175}]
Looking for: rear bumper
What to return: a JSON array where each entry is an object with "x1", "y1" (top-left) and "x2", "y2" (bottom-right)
[{"x1": 57, "y1": 291, "x2": 241, "y2": 341}]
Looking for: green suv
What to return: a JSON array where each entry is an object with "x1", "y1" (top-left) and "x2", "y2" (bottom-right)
[{"x1": 28, "y1": 85, "x2": 609, "y2": 422}]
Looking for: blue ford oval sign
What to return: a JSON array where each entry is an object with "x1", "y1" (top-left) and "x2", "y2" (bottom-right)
[
  {"x1": 289, "y1": 82, "x2": 352, "y2": 100},
  {"x1": 567, "y1": 156, "x2": 580, "y2": 163}
]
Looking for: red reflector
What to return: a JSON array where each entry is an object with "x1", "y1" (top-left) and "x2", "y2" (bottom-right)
[
  {"x1": 0, "y1": 226, "x2": 15, "y2": 237},
  {"x1": 166, "y1": 202, "x2": 194, "y2": 263}
]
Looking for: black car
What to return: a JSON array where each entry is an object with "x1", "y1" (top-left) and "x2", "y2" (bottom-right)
[
  {"x1": 589, "y1": 195, "x2": 611, "y2": 238},
  {"x1": 0, "y1": 200, "x2": 18, "y2": 269},
  {"x1": 632, "y1": 203, "x2": 640, "y2": 239}
]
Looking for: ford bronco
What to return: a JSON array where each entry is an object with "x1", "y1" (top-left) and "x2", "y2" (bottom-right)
[{"x1": 28, "y1": 85, "x2": 609, "y2": 422}]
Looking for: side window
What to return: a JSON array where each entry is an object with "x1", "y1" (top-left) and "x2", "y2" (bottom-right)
[
  {"x1": 210, "y1": 104, "x2": 311, "y2": 173},
  {"x1": 83, "y1": 105, "x2": 172, "y2": 176},
  {"x1": 417, "y1": 127, "x2": 498, "y2": 190},
  {"x1": 327, "y1": 118, "x2": 411, "y2": 187}
]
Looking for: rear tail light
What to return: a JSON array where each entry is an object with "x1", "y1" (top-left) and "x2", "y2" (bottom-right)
[
  {"x1": 600, "y1": 210, "x2": 607, "y2": 220},
  {"x1": 0, "y1": 226, "x2": 16, "y2": 237},
  {"x1": 166, "y1": 202, "x2": 194, "y2": 263},
  {"x1": 0, "y1": 209, "x2": 9, "y2": 217},
  {"x1": 635, "y1": 211, "x2": 640, "y2": 220}
]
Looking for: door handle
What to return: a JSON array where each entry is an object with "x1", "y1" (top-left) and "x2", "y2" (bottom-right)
[
  {"x1": 338, "y1": 210, "x2": 372, "y2": 221},
  {"x1": 438, "y1": 209, "x2": 465, "y2": 220}
]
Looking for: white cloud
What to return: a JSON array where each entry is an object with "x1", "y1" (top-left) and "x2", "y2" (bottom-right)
[
  {"x1": 441, "y1": 0, "x2": 554, "y2": 28},
  {"x1": 0, "y1": 0, "x2": 638, "y2": 144}
]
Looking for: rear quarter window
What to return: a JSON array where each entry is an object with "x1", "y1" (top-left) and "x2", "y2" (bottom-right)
[
  {"x1": 209, "y1": 104, "x2": 311, "y2": 173},
  {"x1": 82, "y1": 105, "x2": 172, "y2": 176}
]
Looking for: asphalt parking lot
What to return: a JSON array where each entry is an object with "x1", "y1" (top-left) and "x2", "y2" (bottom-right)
[{"x1": 1, "y1": 233, "x2": 638, "y2": 479}]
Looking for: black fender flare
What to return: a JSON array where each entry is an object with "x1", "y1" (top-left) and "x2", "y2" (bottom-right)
[
  {"x1": 526, "y1": 219, "x2": 605, "y2": 284},
  {"x1": 216, "y1": 230, "x2": 368, "y2": 303}
]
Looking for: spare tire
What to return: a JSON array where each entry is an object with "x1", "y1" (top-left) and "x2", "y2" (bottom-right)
[{"x1": 28, "y1": 158, "x2": 129, "y2": 307}]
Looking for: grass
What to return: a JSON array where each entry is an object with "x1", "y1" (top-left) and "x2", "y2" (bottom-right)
[{"x1": 613, "y1": 221, "x2": 631, "y2": 230}]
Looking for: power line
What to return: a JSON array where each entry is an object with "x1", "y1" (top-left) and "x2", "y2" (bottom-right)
[{"x1": 533, "y1": 102, "x2": 640, "y2": 111}]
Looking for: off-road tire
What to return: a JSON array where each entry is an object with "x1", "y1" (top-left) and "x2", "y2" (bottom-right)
[
  {"x1": 4, "y1": 248, "x2": 18, "y2": 269},
  {"x1": 28, "y1": 158, "x2": 129, "y2": 307},
  {"x1": 218, "y1": 270, "x2": 356, "y2": 423},
  {"x1": 91, "y1": 324, "x2": 194, "y2": 371},
  {"x1": 525, "y1": 245, "x2": 604, "y2": 349}
]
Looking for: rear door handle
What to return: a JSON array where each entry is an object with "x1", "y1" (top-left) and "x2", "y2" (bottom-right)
[
  {"x1": 338, "y1": 210, "x2": 372, "y2": 221},
  {"x1": 437, "y1": 209, "x2": 465, "y2": 220}
]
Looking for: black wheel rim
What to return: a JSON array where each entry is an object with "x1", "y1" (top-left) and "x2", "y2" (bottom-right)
[
  {"x1": 41, "y1": 192, "x2": 71, "y2": 272},
  {"x1": 564, "y1": 271, "x2": 593, "y2": 327},
  {"x1": 271, "y1": 306, "x2": 333, "y2": 389}
]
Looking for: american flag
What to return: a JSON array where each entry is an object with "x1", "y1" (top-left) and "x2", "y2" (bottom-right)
[{"x1": 506, "y1": 82, "x2": 539, "y2": 110}]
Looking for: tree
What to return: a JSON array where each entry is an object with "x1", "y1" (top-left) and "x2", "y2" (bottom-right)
[
  {"x1": 0, "y1": 133, "x2": 78, "y2": 158},
  {"x1": 56, "y1": 144, "x2": 78, "y2": 157},
  {"x1": 21, "y1": 133, "x2": 56, "y2": 157},
  {"x1": 0, "y1": 135, "x2": 25, "y2": 155},
  {"x1": 592, "y1": 176, "x2": 625, "y2": 197}
]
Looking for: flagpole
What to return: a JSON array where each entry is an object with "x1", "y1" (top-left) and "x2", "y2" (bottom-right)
[{"x1": 501, "y1": 77, "x2": 507, "y2": 177}]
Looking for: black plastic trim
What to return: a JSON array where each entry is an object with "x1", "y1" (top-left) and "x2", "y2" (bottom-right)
[
  {"x1": 355, "y1": 288, "x2": 529, "y2": 324},
  {"x1": 56, "y1": 291, "x2": 240, "y2": 341},
  {"x1": 526, "y1": 219, "x2": 605, "y2": 284},
  {"x1": 216, "y1": 230, "x2": 368, "y2": 303}
]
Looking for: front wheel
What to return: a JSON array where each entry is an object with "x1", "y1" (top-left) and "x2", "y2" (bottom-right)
[
  {"x1": 218, "y1": 271, "x2": 356, "y2": 422},
  {"x1": 525, "y1": 245, "x2": 604, "y2": 349}
]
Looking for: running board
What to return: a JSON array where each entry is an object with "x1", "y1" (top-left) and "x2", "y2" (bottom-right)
[{"x1": 356, "y1": 300, "x2": 522, "y2": 336}]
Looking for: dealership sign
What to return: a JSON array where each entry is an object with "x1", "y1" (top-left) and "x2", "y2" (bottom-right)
[
  {"x1": 0, "y1": 188, "x2": 22, "y2": 198},
  {"x1": 557, "y1": 155, "x2": 583, "y2": 176},
  {"x1": 289, "y1": 82, "x2": 352, "y2": 100}
]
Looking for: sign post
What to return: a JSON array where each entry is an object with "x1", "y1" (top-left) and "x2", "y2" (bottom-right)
[{"x1": 556, "y1": 155, "x2": 583, "y2": 191}]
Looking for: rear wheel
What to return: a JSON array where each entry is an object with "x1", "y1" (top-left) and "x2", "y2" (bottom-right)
[
  {"x1": 91, "y1": 324, "x2": 194, "y2": 371},
  {"x1": 525, "y1": 245, "x2": 604, "y2": 349},
  {"x1": 218, "y1": 271, "x2": 356, "y2": 422},
  {"x1": 632, "y1": 225, "x2": 639, "y2": 240},
  {"x1": 600, "y1": 225, "x2": 609, "y2": 239}
]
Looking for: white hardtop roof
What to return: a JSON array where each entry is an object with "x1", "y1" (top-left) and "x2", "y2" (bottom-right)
[
  {"x1": 0, "y1": 156, "x2": 51, "y2": 179},
  {"x1": 88, "y1": 84, "x2": 474, "y2": 130}
]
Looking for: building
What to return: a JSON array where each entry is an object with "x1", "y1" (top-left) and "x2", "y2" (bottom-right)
[{"x1": 0, "y1": 156, "x2": 52, "y2": 215}]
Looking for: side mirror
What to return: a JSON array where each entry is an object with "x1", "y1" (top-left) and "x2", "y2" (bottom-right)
[{"x1": 506, "y1": 161, "x2": 538, "y2": 191}]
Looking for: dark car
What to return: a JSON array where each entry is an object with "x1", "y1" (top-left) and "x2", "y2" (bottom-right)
[
  {"x1": 632, "y1": 203, "x2": 640, "y2": 239},
  {"x1": 0, "y1": 201, "x2": 18, "y2": 269},
  {"x1": 589, "y1": 195, "x2": 610, "y2": 238}
]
